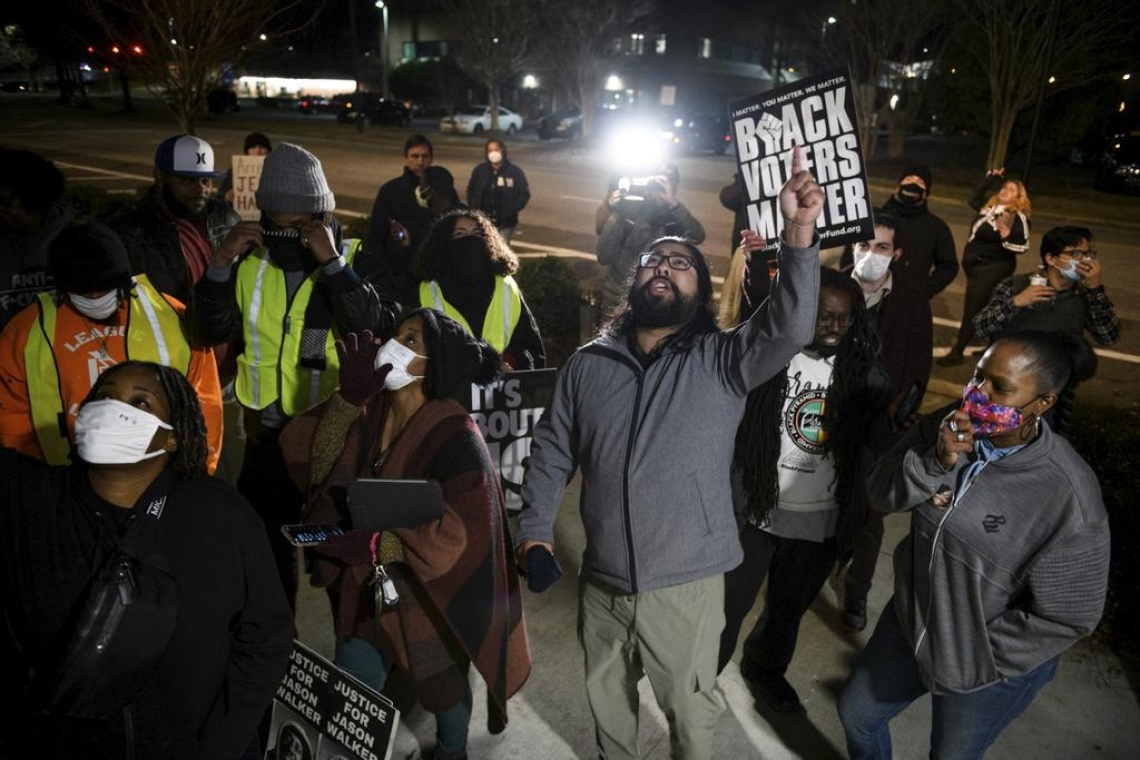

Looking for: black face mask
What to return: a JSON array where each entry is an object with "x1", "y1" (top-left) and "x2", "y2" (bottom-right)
[
  {"x1": 897, "y1": 183, "x2": 927, "y2": 206},
  {"x1": 262, "y1": 228, "x2": 317, "y2": 272},
  {"x1": 446, "y1": 235, "x2": 491, "y2": 283}
]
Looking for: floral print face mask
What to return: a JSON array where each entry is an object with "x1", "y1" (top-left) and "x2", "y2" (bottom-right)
[{"x1": 960, "y1": 383, "x2": 1029, "y2": 437}]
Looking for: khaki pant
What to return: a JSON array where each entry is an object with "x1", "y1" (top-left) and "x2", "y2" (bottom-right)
[{"x1": 578, "y1": 572, "x2": 727, "y2": 760}]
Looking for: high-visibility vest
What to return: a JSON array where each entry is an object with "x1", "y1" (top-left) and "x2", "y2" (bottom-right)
[
  {"x1": 234, "y1": 239, "x2": 362, "y2": 417},
  {"x1": 420, "y1": 275, "x2": 522, "y2": 353},
  {"x1": 26, "y1": 275, "x2": 191, "y2": 465}
]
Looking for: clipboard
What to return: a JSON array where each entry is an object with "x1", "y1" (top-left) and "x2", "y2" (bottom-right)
[{"x1": 346, "y1": 478, "x2": 444, "y2": 531}]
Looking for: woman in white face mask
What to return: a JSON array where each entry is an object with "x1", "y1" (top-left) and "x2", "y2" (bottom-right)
[
  {"x1": 0, "y1": 360, "x2": 293, "y2": 757},
  {"x1": 280, "y1": 308, "x2": 531, "y2": 760}
]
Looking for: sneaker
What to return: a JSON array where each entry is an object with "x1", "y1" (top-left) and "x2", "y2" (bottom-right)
[
  {"x1": 842, "y1": 594, "x2": 867, "y2": 631},
  {"x1": 755, "y1": 672, "x2": 802, "y2": 713}
]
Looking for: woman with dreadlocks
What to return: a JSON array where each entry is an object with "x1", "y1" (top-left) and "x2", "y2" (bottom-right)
[
  {"x1": 0, "y1": 361, "x2": 293, "y2": 758},
  {"x1": 718, "y1": 266, "x2": 891, "y2": 713}
]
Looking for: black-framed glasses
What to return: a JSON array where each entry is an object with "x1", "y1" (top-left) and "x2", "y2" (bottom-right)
[
  {"x1": 1059, "y1": 248, "x2": 1097, "y2": 260},
  {"x1": 816, "y1": 312, "x2": 854, "y2": 328},
  {"x1": 639, "y1": 252, "x2": 694, "y2": 271}
]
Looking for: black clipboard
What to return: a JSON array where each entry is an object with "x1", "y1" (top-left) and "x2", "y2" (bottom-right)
[{"x1": 346, "y1": 478, "x2": 444, "y2": 531}]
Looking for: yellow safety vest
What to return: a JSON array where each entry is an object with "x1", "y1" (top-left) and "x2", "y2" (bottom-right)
[
  {"x1": 234, "y1": 239, "x2": 362, "y2": 416},
  {"x1": 26, "y1": 275, "x2": 191, "y2": 465},
  {"x1": 420, "y1": 275, "x2": 523, "y2": 353}
]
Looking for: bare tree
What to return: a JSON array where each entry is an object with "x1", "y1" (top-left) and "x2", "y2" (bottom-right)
[
  {"x1": 956, "y1": 0, "x2": 1135, "y2": 169},
  {"x1": 533, "y1": 0, "x2": 656, "y2": 139},
  {"x1": 79, "y1": 0, "x2": 311, "y2": 133},
  {"x1": 444, "y1": 0, "x2": 535, "y2": 129},
  {"x1": 817, "y1": 0, "x2": 947, "y2": 161}
]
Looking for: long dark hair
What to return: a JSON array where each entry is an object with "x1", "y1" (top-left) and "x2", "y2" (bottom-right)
[
  {"x1": 599, "y1": 236, "x2": 717, "y2": 350},
  {"x1": 411, "y1": 207, "x2": 518, "y2": 281},
  {"x1": 734, "y1": 267, "x2": 885, "y2": 526},
  {"x1": 81, "y1": 361, "x2": 209, "y2": 481}
]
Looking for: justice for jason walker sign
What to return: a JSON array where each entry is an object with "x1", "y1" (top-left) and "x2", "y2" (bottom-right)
[{"x1": 730, "y1": 68, "x2": 873, "y2": 251}]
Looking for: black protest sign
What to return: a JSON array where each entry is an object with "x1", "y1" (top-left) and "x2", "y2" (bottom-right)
[
  {"x1": 464, "y1": 369, "x2": 557, "y2": 512},
  {"x1": 265, "y1": 640, "x2": 399, "y2": 760},
  {"x1": 729, "y1": 68, "x2": 873, "y2": 250}
]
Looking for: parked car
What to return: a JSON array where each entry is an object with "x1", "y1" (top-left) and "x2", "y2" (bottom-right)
[
  {"x1": 298, "y1": 93, "x2": 350, "y2": 115},
  {"x1": 660, "y1": 114, "x2": 732, "y2": 155},
  {"x1": 1094, "y1": 134, "x2": 1140, "y2": 195},
  {"x1": 440, "y1": 105, "x2": 523, "y2": 135},
  {"x1": 538, "y1": 106, "x2": 582, "y2": 140},
  {"x1": 336, "y1": 96, "x2": 411, "y2": 127}
]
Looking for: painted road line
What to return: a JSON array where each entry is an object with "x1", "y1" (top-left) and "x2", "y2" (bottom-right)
[
  {"x1": 55, "y1": 161, "x2": 151, "y2": 181},
  {"x1": 560, "y1": 195, "x2": 602, "y2": 204}
]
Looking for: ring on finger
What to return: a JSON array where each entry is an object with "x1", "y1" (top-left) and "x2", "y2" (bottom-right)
[{"x1": 956, "y1": 432, "x2": 965, "y2": 443}]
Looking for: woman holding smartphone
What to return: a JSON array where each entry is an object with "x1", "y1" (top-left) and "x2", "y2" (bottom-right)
[
  {"x1": 839, "y1": 331, "x2": 1109, "y2": 758},
  {"x1": 0, "y1": 361, "x2": 293, "y2": 758},
  {"x1": 281, "y1": 309, "x2": 530, "y2": 760},
  {"x1": 939, "y1": 169, "x2": 1031, "y2": 366}
]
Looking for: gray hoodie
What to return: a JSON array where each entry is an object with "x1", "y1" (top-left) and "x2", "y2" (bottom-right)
[
  {"x1": 517, "y1": 243, "x2": 819, "y2": 594},
  {"x1": 868, "y1": 416, "x2": 1110, "y2": 694}
]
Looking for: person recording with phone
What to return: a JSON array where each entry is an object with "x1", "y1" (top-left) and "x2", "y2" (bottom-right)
[
  {"x1": 278, "y1": 309, "x2": 530, "y2": 760},
  {"x1": 189, "y1": 142, "x2": 396, "y2": 609},
  {"x1": 839, "y1": 331, "x2": 1109, "y2": 758},
  {"x1": 837, "y1": 210, "x2": 933, "y2": 632},
  {"x1": 0, "y1": 361, "x2": 293, "y2": 758},
  {"x1": 595, "y1": 162, "x2": 705, "y2": 314}
]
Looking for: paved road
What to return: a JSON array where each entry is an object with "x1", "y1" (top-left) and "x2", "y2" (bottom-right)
[{"x1": 2, "y1": 99, "x2": 1136, "y2": 408}]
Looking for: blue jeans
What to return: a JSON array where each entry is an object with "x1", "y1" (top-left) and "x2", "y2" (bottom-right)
[
  {"x1": 335, "y1": 637, "x2": 473, "y2": 755},
  {"x1": 838, "y1": 600, "x2": 1059, "y2": 759}
]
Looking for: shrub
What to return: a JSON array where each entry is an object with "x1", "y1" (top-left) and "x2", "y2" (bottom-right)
[
  {"x1": 1068, "y1": 401, "x2": 1140, "y2": 655},
  {"x1": 515, "y1": 255, "x2": 583, "y2": 368},
  {"x1": 63, "y1": 184, "x2": 146, "y2": 221}
]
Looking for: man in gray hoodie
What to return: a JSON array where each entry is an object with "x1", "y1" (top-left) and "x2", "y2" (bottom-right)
[{"x1": 516, "y1": 149, "x2": 824, "y2": 760}]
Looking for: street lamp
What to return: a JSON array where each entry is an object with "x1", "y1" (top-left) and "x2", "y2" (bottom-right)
[{"x1": 375, "y1": 1, "x2": 389, "y2": 97}]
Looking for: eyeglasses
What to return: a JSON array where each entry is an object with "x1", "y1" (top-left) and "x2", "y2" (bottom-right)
[
  {"x1": 1058, "y1": 248, "x2": 1097, "y2": 260},
  {"x1": 639, "y1": 252, "x2": 694, "y2": 271},
  {"x1": 816, "y1": 312, "x2": 854, "y2": 328}
]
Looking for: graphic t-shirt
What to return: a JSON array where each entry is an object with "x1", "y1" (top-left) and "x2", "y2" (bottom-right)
[{"x1": 763, "y1": 351, "x2": 838, "y2": 542}]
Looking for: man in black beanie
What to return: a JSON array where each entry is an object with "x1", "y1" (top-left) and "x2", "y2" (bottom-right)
[
  {"x1": 881, "y1": 164, "x2": 958, "y2": 299},
  {"x1": 0, "y1": 221, "x2": 223, "y2": 470}
]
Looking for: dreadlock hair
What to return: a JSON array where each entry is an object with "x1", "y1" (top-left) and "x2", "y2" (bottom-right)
[
  {"x1": 80, "y1": 361, "x2": 209, "y2": 481},
  {"x1": 411, "y1": 207, "x2": 518, "y2": 282},
  {"x1": 734, "y1": 266, "x2": 886, "y2": 528},
  {"x1": 598, "y1": 236, "x2": 717, "y2": 351}
]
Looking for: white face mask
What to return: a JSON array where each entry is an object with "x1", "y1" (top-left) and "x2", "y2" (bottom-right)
[
  {"x1": 74, "y1": 399, "x2": 173, "y2": 465},
  {"x1": 69, "y1": 291, "x2": 120, "y2": 320},
  {"x1": 374, "y1": 339, "x2": 428, "y2": 391},
  {"x1": 487, "y1": 150, "x2": 503, "y2": 164},
  {"x1": 852, "y1": 250, "x2": 893, "y2": 283}
]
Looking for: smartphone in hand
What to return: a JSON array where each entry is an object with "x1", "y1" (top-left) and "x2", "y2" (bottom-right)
[{"x1": 280, "y1": 524, "x2": 346, "y2": 547}]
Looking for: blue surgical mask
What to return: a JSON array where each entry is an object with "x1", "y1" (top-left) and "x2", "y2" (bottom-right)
[{"x1": 1057, "y1": 258, "x2": 1082, "y2": 283}]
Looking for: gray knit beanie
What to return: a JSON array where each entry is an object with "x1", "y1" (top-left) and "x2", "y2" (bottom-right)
[{"x1": 255, "y1": 142, "x2": 335, "y2": 213}]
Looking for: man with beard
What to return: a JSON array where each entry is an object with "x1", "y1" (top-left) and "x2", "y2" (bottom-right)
[
  {"x1": 881, "y1": 164, "x2": 958, "y2": 299},
  {"x1": 595, "y1": 163, "x2": 706, "y2": 314},
  {"x1": 189, "y1": 142, "x2": 396, "y2": 607},
  {"x1": 110, "y1": 135, "x2": 250, "y2": 305},
  {"x1": 516, "y1": 149, "x2": 823, "y2": 760}
]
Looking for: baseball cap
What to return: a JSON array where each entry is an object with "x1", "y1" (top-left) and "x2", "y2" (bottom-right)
[{"x1": 154, "y1": 134, "x2": 223, "y2": 179}]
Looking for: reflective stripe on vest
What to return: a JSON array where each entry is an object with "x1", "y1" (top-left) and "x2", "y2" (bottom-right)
[
  {"x1": 234, "y1": 239, "x2": 362, "y2": 416},
  {"x1": 420, "y1": 275, "x2": 522, "y2": 353},
  {"x1": 26, "y1": 275, "x2": 191, "y2": 465}
]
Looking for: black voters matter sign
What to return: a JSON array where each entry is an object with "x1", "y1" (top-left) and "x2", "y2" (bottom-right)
[
  {"x1": 265, "y1": 640, "x2": 399, "y2": 760},
  {"x1": 730, "y1": 68, "x2": 873, "y2": 251},
  {"x1": 464, "y1": 368, "x2": 557, "y2": 513}
]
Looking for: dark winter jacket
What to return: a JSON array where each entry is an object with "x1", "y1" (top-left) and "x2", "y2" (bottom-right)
[
  {"x1": 882, "y1": 195, "x2": 958, "y2": 298},
  {"x1": 365, "y1": 168, "x2": 436, "y2": 305},
  {"x1": 467, "y1": 160, "x2": 530, "y2": 229},
  {"x1": 0, "y1": 451, "x2": 294, "y2": 758},
  {"x1": 109, "y1": 189, "x2": 241, "y2": 305}
]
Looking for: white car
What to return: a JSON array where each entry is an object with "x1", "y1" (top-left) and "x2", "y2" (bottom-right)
[{"x1": 440, "y1": 105, "x2": 523, "y2": 135}]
